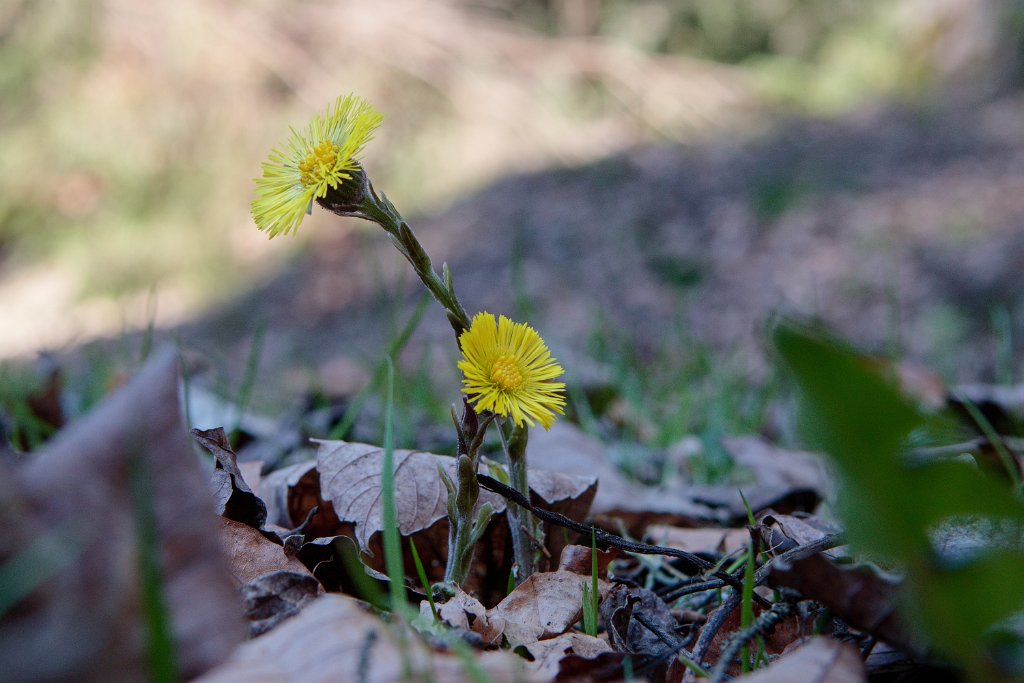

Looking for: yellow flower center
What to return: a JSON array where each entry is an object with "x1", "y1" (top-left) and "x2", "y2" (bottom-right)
[
  {"x1": 298, "y1": 141, "x2": 339, "y2": 187},
  {"x1": 490, "y1": 355, "x2": 523, "y2": 391}
]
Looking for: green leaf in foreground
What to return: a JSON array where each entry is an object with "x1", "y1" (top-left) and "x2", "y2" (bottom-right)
[{"x1": 773, "y1": 319, "x2": 1024, "y2": 681}]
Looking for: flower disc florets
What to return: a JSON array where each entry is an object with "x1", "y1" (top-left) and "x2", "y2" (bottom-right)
[
  {"x1": 252, "y1": 94, "x2": 383, "y2": 238},
  {"x1": 458, "y1": 312, "x2": 566, "y2": 430}
]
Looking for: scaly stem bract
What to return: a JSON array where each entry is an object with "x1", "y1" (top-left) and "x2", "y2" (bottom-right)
[{"x1": 502, "y1": 421, "x2": 537, "y2": 584}]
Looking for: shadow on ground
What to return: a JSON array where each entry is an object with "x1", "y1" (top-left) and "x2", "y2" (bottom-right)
[{"x1": 182, "y1": 91, "x2": 1024, "y2": 411}]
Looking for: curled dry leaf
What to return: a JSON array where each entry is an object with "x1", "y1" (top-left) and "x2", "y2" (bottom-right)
[
  {"x1": 521, "y1": 633, "x2": 612, "y2": 681},
  {"x1": 734, "y1": 637, "x2": 866, "y2": 683},
  {"x1": 0, "y1": 347, "x2": 244, "y2": 682},
  {"x1": 557, "y1": 543, "x2": 617, "y2": 577},
  {"x1": 193, "y1": 426, "x2": 268, "y2": 529},
  {"x1": 196, "y1": 594, "x2": 537, "y2": 683},
  {"x1": 600, "y1": 584, "x2": 678, "y2": 656},
  {"x1": 760, "y1": 512, "x2": 845, "y2": 557},
  {"x1": 218, "y1": 517, "x2": 312, "y2": 586}
]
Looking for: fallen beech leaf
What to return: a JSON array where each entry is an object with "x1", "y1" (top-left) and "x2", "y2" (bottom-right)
[
  {"x1": 734, "y1": 637, "x2": 866, "y2": 683},
  {"x1": 522, "y1": 633, "x2": 612, "y2": 680},
  {"x1": 529, "y1": 426, "x2": 831, "y2": 533},
  {"x1": 0, "y1": 347, "x2": 244, "y2": 681},
  {"x1": 489, "y1": 571, "x2": 591, "y2": 647},
  {"x1": 196, "y1": 594, "x2": 537, "y2": 683},
  {"x1": 242, "y1": 570, "x2": 320, "y2": 636},
  {"x1": 317, "y1": 441, "x2": 478, "y2": 548},
  {"x1": 315, "y1": 440, "x2": 596, "y2": 555},
  {"x1": 193, "y1": 426, "x2": 268, "y2": 529},
  {"x1": 219, "y1": 517, "x2": 312, "y2": 586},
  {"x1": 527, "y1": 424, "x2": 731, "y2": 532}
]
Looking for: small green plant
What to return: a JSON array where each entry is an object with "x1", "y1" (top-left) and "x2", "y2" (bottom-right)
[
  {"x1": 774, "y1": 318, "x2": 1024, "y2": 682},
  {"x1": 251, "y1": 94, "x2": 568, "y2": 589}
]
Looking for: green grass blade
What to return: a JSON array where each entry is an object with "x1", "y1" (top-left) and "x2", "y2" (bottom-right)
[
  {"x1": 329, "y1": 294, "x2": 430, "y2": 440},
  {"x1": 380, "y1": 357, "x2": 408, "y2": 618},
  {"x1": 409, "y1": 538, "x2": 438, "y2": 622},
  {"x1": 129, "y1": 452, "x2": 180, "y2": 683},
  {"x1": 229, "y1": 320, "x2": 267, "y2": 445}
]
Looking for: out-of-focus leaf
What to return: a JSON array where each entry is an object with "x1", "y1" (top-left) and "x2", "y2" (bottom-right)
[
  {"x1": 522, "y1": 633, "x2": 611, "y2": 681},
  {"x1": 417, "y1": 586, "x2": 504, "y2": 646},
  {"x1": 734, "y1": 637, "x2": 866, "y2": 683},
  {"x1": 528, "y1": 425, "x2": 827, "y2": 533},
  {"x1": 763, "y1": 526, "x2": 919, "y2": 658},
  {"x1": 241, "y1": 570, "x2": 320, "y2": 637},
  {"x1": 773, "y1": 320, "x2": 1024, "y2": 679},
  {"x1": 0, "y1": 347, "x2": 244, "y2": 682},
  {"x1": 196, "y1": 594, "x2": 535, "y2": 683}
]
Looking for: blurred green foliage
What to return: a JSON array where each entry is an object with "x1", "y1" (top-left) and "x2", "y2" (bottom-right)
[{"x1": 775, "y1": 319, "x2": 1024, "y2": 681}]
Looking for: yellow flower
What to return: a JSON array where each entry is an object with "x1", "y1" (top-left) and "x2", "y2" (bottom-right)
[
  {"x1": 252, "y1": 94, "x2": 383, "y2": 238},
  {"x1": 458, "y1": 312, "x2": 566, "y2": 430}
]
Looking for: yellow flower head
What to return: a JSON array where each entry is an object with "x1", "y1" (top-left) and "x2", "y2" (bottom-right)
[
  {"x1": 458, "y1": 312, "x2": 566, "y2": 430},
  {"x1": 252, "y1": 94, "x2": 383, "y2": 238}
]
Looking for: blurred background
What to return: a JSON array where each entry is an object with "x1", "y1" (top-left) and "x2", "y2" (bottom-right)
[{"x1": 2, "y1": 0, "x2": 1023, "y2": 456}]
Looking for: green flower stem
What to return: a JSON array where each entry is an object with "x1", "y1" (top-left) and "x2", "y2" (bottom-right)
[
  {"x1": 439, "y1": 409, "x2": 496, "y2": 589},
  {"x1": 355, "y1": 187, "x2": 471, "y2": 337},
  {"x1": 503, "y1": 422, "x2": 537, "y2": 584}
]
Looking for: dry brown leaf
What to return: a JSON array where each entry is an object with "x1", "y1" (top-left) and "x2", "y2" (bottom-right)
[
  {"x1": 315, "y1": 439, "x2": 596, "y2": 554},
  {"x1": 600, "y1": 583, "x2": 677, "y2": 656},
  {"x1": 193, "y1": 426, "x2": 268, "y2": 529},
  {"x1": 522, "y1": 633, "x2": 612, "y2": 680},
  {"x1": 760, "y1": 512, "x2": 845, "y2": 557},
  {"x1": 241, "y1": 570, "x2": 321, "y2": 636},
  {"x1": 488, "y1": 571, "x2": 592, "y2": 647},
  {"x1": 529, "y1": 426, "x2": 831, "y2": 534},
  {"x1": 419, "y1": 586, "x2": 505, "y2": 646},
  {"x1": 557, "y1": 543, "x2": 618, "y2": 577},
  {"x1": 734, "y1": 637, "x2": 866, "y2": 683},
  {"x1": 316, "y1": 441, "x2": 481, "y2": 548},
  {"x1": 218, "y1": 517, "x2": 312, "y2": 586},
  {"x1": 0, "y1": 347, "x2": 244, "y2": 682},
  {"x1": 196, "y1": 594, "x2": 538, "y2": 683},
  {"x1": 528, "y1": 423, "x2": 728, "y2": 530}
]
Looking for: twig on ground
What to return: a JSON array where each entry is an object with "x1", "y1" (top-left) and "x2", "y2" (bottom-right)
[
  {"x1": 477, "y1": 474, "x2": 771, "y2": 607},
  {"x1": 685, "y1": 532, "x2": 845, "y2": 681},
  {"x1": 708, "y1": 601, "x2": 795, "y2": 683}
]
